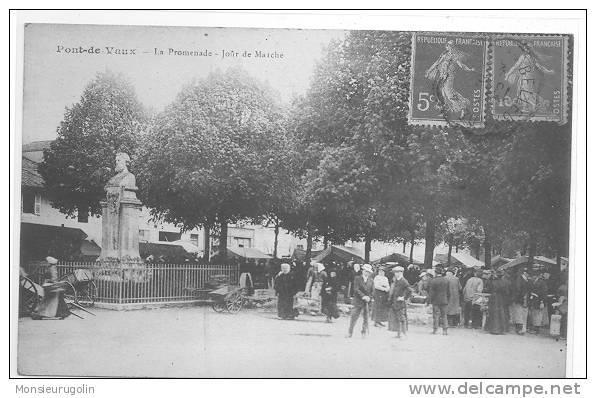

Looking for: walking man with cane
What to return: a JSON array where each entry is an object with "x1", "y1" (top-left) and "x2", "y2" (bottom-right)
[{"x1": 347, "y1": 264, "x2": 374, "y2": 338}]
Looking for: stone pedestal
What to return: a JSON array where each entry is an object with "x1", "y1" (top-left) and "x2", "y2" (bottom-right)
[{"x1": 99, "y1": 185, "x2": 142, "y2": 261}]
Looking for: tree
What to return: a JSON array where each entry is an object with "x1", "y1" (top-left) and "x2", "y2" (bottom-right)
[
  {"x1": 136, "y1": 68, "x2": 293, "y2": 259},
  {"x1": 492, "y1": 123, "x2": 571, "y2": 264},
  {"x1": 39, "y1": 71, "x2": 147, "y2": 217},
  {"x1": 290, "y1": 31, "x2": 414, "y2": 262}
]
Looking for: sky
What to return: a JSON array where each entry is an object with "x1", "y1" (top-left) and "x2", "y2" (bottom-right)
[{"x1": 22, "y1": 24, "x2": 346, "y2": 144}]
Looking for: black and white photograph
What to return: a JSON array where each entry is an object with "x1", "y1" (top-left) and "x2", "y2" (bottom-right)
[{"x1": 10, "y1": 10, "x2": 585, "y2": 381}]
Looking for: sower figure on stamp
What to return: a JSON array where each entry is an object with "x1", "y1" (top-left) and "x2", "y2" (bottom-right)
[
  {"x1": 346, "y1": 264, "x2": 374, "y2": 338},
  {"x1": 427, "y1": 266, "x2": 451, "y2": 335},
  {"x1": 504, "y1": 46, "x2": 555, "y2": 114},
  {"x1": 388, "y1": 266, "x2": 411, "y2": 339},
  {"x1": 425, "y1": 40, "x2": 475, "y2": 118}
]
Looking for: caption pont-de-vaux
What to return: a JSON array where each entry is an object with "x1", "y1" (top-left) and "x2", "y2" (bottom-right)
[{"x1": 55, "y1": 46, "x2": 284, "y2": 59}]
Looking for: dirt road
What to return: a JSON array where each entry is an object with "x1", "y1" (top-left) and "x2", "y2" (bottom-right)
[{"x1": 17, "y1": 307, "x2": 566, "y2": 377}]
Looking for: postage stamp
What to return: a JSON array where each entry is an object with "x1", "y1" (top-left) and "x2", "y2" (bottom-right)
[
  {"x1": 491, "y1": 35, "x2": 569, "y2": 124},
  {"x1": 409, "y1": 32, "x2": 489, "y2": 128}
]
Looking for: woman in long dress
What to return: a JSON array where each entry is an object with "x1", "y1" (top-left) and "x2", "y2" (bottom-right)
[
  {"x1": 372, "y1": 267, "x2": 390, "y2": 326},
  {"x1": 425, "y1": 40, "x2": 475, "y2": 117},
  {"x1": 485, "y1": 270, "x2": 509, "y2": 335},
  {"x1": 387, "y1": 266, "x2": 411, "y2": 338},
  {"x1": 274, "y1": 263, "x2": 298, "y2": 320},
  {"x1": 321, "y1": 269, "x2": 340, "y2": 322},
  {"x1": 529, "y1": 271, "x2": 551, "y2": 333}
]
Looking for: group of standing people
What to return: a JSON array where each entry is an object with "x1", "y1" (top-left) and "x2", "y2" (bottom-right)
[
  {"x1": 273, "y1": 258, "x2": 568, "y2": 340},
  {"x1": 348, "y1": 263, "x2": 411, "y2": 338}
]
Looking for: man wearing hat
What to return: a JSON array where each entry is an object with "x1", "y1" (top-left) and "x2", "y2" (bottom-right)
[
  {"x1": 445, "y1": 267, "x2": 462, "y2": 327},
  {"x1": 347, "y1": 263, "x2": 374, "y2": 338},
  {"x1": 388, "y1": 266, "x2": 411, "y2": 338},
  {"x1": 463, "y1": 269, "x2": 484, "y2": 328},
  {"x1": 427, "y1": 266, "x2": 451, "y2": 335}
]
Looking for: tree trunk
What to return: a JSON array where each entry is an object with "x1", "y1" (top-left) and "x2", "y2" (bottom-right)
[
  {"x1": 447, "y1": 235, "x2": 453, "y2": 266},
  {"x1": 483, "y1": 229, "x2": 491, "y2": 269},
  {"x1": 364, "y1": 234, "x2": 372, "y2": 263},
  {"x1": 305, "y1": 229, "x2": 313, "y2": 267},
  {"x1": 219, "y1": 220, "x2": 228, "y2": 262},
  {"x1": 556, "y1": 250, "x2": 562, "y2": 271},
  {"x1": 402, "y1": 241, "x2": 406, "y2": 253},
  {"x1": 273, "y1": 223, "x2": 279, "y2": 259},
  {"x1": 423, "y1": 218, "x2": 435, "y2": 268},
  {"x1": 409, "y1": 231, "x2": 415, "y2": 263},
  {"x1": 528, "y1": 233, "x2": 537, "y2": 265},
  {"x1": 455, "y1": 243, "x2": 459, "y2": 253},
  {"x1": 323, "y1": 235, "x2": 329, "y2": 249},
  {"x1": 473, "y1": 239, "x2": 480, "y2": 259},
  {"x1": 202, "y1": 223, "x2": 211, "y2": 263}
]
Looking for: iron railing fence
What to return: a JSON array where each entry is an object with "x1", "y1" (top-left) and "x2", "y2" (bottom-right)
[{"x1": 25, "y1": 261, "x2": 240, "y2": 304}]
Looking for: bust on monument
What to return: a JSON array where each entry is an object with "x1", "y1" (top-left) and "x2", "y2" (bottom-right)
[
  {"x1": 100, "y1": 152, "x2": 142, "y2": 261},
  {"x1": 106, "y1": 152, "x2": 138, "y2": 200}
]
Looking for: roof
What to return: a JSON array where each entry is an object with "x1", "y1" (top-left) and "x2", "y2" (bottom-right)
[
  {"x1": 312, "y1": 245, "x2": 365, "y2": 263},
  {"x1": 226, "y1": 246, "x2": 272, "y2": 259},
  {"x1": 534, "y1": 256, "x2": 557, "y2": 265},
  {"x1": 451, "y1": 252, "x2": 485, "y2": 268},
  {"x1": 21, "y1": 157, "x2": 44, "y2": 188},
  {"x1": 291, "y1": 248, "x2": 324, "y2": 261},
  {"x1": 23, "y1": 140, "x2": 52, "y2": 152},
  {"x1": 20, "y1": 222, "x2": 88, "y2": 261},
  {"x1": 80, "y1": 240, "x2": 101, "y2": 257},
  {"x1": 140, "y1": 242, "x2": 191, "y2": 261},
  {"x1": 371, "y1": 252, "x2": 424, "y2": 266},
  {"x1": 491, "y1": 255, "x2": 512, "y2": 267},
  {"x1": 436, "y1": 252, "x2": 484, "y2": 268},
  {"x1": 499, "y1": 255, "x2": 560, "y2": 271}
]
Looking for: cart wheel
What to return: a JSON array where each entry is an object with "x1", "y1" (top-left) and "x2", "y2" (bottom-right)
[
  {"x1": 19, "y1": 276, "x2": 40, "y2": 315},
  {"x1": 63, "y1": 281, "x2": 77, "y2": 305},
  {"x1": 77, "y1": 281, "x2": 96, "y2": 307},
  {"x1": 226, "y1": 292, "x2": 244, "y2": 314},
  {"x1": 212, "y1": 301, "x2": 226, "y2": 313}
]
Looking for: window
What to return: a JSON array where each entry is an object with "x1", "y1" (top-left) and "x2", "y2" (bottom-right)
[
  {"x1": 296, "y1": 244, "x2": 304, "y2": 250},
  {"x1": 139, "y1": 229, "x2": 150, "y2": 242},
  {"x1": 22, "y1": 191, "x2": 41, "y2": 215},
  {"x1": 159, "y1": 231, "x2": 181, "y2": 242},
  {"x1": 234, "y1": 237, "x2": 252, "y2": 248},
  {"x1": 190, "y1": 234, "x2": 199, "y2": 246},
  {"x1": 77, "y1": 206, "x2": 89, "y2": 223}
]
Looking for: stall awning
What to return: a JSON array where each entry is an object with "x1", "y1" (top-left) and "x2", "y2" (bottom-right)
[
  {"x1": 451, "y1": 252, "x2": 485, "y2": 268},
  {"x1": 20, "y1": 222, "x2": 89, "y2": 262},
  {"x1": 372, "y1": 252, "x2": 424, "y2": 266},
  {"x1": 312, "y1": 245, "x2": 365, "y2": 263},
  {"x1": 219, "y1": 247, "x2": 273, "y2": 260}
]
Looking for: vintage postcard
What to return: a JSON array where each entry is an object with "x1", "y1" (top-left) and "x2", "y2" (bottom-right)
[{"x1": 11, "y1": 14, "x2": 582, "y2": 382}]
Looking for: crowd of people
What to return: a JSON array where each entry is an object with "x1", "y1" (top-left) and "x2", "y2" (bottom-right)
[{"x1": 272, "y1": 258, "x2": 569, "y2": 340}]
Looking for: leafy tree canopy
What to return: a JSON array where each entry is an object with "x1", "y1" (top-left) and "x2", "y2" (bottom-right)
[{"x1": 39, "y1": 70, "x2": 147, "y2": 217}]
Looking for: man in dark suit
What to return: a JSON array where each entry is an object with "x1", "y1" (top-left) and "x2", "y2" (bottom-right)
[
  {"x1": 347, "y1": 263, "x2": 375, "y2": 338},
  {"x1": 427, "y1": 266, "x2": 451, "y2": 335}
]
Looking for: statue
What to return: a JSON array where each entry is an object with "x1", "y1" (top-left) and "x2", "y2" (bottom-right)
[
  {"x1": 108, "y1": 152, "x2": 136, "y2": 187},
  {"x1": 99, "y1": 152, "x2": 142, "y2": 261}
]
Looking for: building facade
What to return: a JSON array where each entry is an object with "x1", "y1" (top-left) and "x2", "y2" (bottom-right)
[{"x1": 21, "y1": 141, "x2": 309, "y2": 260}]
